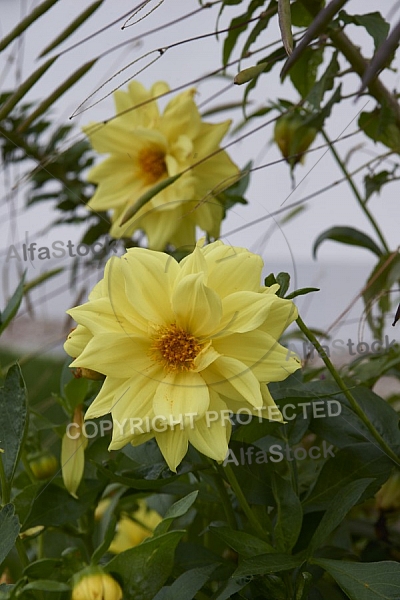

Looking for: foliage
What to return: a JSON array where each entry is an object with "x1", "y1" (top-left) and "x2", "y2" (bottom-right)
[{"x1": 0, "y1": 1, "x2": 400, "y2": 599}]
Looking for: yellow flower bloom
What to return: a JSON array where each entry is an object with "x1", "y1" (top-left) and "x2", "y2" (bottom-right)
[
  {"x1": 64, "y1": 240, "x2": 300, "y2": 472},
  {"x1": 94, "y1": 498, "x2": 162, "y2": 552},
  {"x1": 84, "y1": 81, "x2": 240, "y2": 250},
  {"x1": 110, "y1": 501, "x2": 162, "y2": 553},
  {"x1": 72, "y1": 570, "x2": 122, "y2": 600}
]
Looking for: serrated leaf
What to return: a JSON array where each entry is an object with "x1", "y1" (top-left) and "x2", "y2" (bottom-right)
[
  {"x1": 307, "y1": 52, "x2": 340, "y2": 109},
  {"x1": 307, "y1": 478, "x2": 373, "y2": 555},
  {"x1": 105, "y1": 531, "x2": 184, "y2": 600},
  {"x1": 222, "y1": 0, "x2": 267, "y2": 66},
  {"x1": 22, "y1": 484, "x2": 87, "y2": 530},
  {"x1": 359, "y1": 106, "x2": 400, "y2": 152},
  {"x1": 0, "y1": 504, "x2": 20, "y2": 565},
  {"x1": 364, "y1": 170, "x2": 391, "y2": 201},
  {"x1": 303, "y1": 444, "x2": 395, "y2": 512},
  {"x1": 0, "y1": 365, "x2": 27, "y2": 481},
  {"x1": 313, "y1": 226, "x2": 383, "y2": 258},
  {"x1": 272, "y1": 474, "x2": 302, "y2": 552},
  {"x1": 313, "y1": 558, "x2": 400, "y2": 600},
  {"x1": 289, "y1": 46, "x2": 324, "y2": 97},
  {"x1": 339, "y1": 11, "x2": 390, "y2": 52}
]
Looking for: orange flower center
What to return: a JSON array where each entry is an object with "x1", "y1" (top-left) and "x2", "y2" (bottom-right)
[
  {"x1": 150, "y1": 324, "x2": 202, "y2": 372},
  {"x1": 138, "y1": 147, "x2": 167, "y2": 184}
]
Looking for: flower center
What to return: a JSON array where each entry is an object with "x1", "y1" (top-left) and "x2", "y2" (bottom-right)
[
  {"x1": 138, "y1": 147, "x2": 167, "y2": 184},
  {"x1": 150, "y1": 324, "x2": 202, "y2": 372}
]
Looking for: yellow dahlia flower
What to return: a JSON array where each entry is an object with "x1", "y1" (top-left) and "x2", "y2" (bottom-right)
[
  {"x1": 83, "y1": 81, "x2": 240, "y2": 250},
  {"x1": 64, "y1": 240, "x2": 300, "y2": 472}
]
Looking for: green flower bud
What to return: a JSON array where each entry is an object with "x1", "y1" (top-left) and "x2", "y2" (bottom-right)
[
  {"x1": 274, "y1": 113, "x2": 317, "y2": 167},
  {"x1": 29, "y1": 452, "x2": 58, "y2": 480}
]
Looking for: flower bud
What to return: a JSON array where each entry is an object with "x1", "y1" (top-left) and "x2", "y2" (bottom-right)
[
  {"x1": 62, "y1": 405, "x2": 88, "y2": 498},
  {"x1": 376, "y1": 472, "x2": 400, "y2": 511},
  {"x1": 274, "y1": 113, "x2": 317, "y2": 167},
  {"x1": 29, "y1": 452, "x2": 58, "y2": 480},
  {"x1": 72, "y1": 569, "x2": 122, "y2": 600}
]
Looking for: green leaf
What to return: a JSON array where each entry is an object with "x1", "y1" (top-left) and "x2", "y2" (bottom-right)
[
  {"x1": 313, "y1": 558, "x2": 400, "y2": 600},
  {"x1": 91, "y1": 514, "x2": 117, "y2": 564},
  {"x1": 105, "y1": 531, "x2": 184, "y2": 600},
  {"x1": 18, "y1": 59, "x2": 98, "y2": 132},
  {"x1": 39, "y1": 0, "x2": 104, "y2": 56},
  {"x1": 264, "y1": 272, "x2": 289, "y2": 296},
  {"x1": 153, "y1": 565, "x2": 217, "y2": 600},
  {"x1": 364, "y1": 170, "x2": 391, "y2": 201},
  {"x1": 22, "y1": 484, "x2": 87, "y2": 530},
  {"x1": 303, "y1": 444, "x2": 395, "y2": 511},
  {"x1": 291, "y1": 0, "x2": 324, "y2": 27},
  {"x1": 276, "y1": 272, "x2": 291, "y2": 297},
  {"x1": 285, "y1": 287, "x2": 319, "y2": 299},
  {"x1": 289, "y1": 46, "x2": 324, "y2": 97},
  {"x1": 313, "y1": 226, "x2": 383, "y2": 258},
  {"x1": 210, "y1": 526, "x2": 275, "y2": 558},
  {"x1": 0, "y1": 0, "x2": 60, "y2": 52},
  {"x1": 0, "y1": 57, "x2": 57, "y2": 121},
  {"x1": 222, "y1": 0, "x2": 269, "y2": 66},
  {"x1": 362, "y1": 252, "x2": 400, "y2": 339},
  {"x1": 22, "y1": 581, "x2": 70, "y2": 592},
  {"x1": 307, "y1": 52, "x2": 340, "y2": 109},
  {"x1": 272, "y1": 474, "x2": 302, "y2": 552},
  {"x1": 307, "y1": 478, "x2": 373, "y2": 555},
  {"x1": 0, "y1": 504, "x2": 20, "y2": 565},
  {"x1": 0, "y1": 274, "x2": 25, "y2": 336},
  {"x1": 0, "y1": 365, "x2": 27, "y2": 481},
  {"x1": 309, "y1": 385, "x2": 400, "y2": 450},
  {"x1": 120, "y1": 174, "x2": 182, "y2": 226},
  {"x1": 63, "y1": 377, "x2": 89, "y2": 413},
  {"x1": 241, "y1": 1, "x2": 278, "y2": 59},
  {"x1": 359, "y1": 107, "x2": 400, "y2": 152},
  {"x1": 153, "y1": 491, "x2": 198, "y2": 536},
  {"x1": 339, "y1": 11, "x2": 390, "y2": 52},
  {"x1": 234, "y1": 552, "x2": 303, "y2": 577},
  {"x1": 23, "y1": 559, "x2": 62, "y2": 579}
]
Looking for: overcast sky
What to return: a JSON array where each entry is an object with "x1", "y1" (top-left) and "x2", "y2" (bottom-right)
[{"x1": 1, "y1": 0, "x2": 399, "y2": 349}]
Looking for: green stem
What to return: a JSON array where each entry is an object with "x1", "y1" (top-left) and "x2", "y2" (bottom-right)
[
  {"x1": 321, "y1": 129, "x2": 390, "y2": 254},
  {"x1": 15, "y1": 537, "x2": 29, "y2": 569},
  {"x1": 0, "y1": 451, "x2": 10, "y2": 505},
  {"x1": 224, "y1": 463, "x2": 267, "y2": 537},
  {"x1": 214, "y1": 464, "x2": 238, "y2": 530},
  {"x1": 296, "y1": 314, "x2": 400, "y2": 467}
]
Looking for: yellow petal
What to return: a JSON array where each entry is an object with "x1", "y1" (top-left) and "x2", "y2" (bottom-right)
[
  {"x1": 172, "y1": 273, "x2": 222, "y2": 337},
  {"x1": 211, "y1": 356, "x2": 263, "y2": 408},
  {"x1": 188, "y1": 393, "x2": 230, "y2": 462},
  {"x1": 155, "y1": 427, "x2": 189, "y2": 472},
  {"x1": 153, "y1": 371, "x2": 210, "y2": 424}
]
